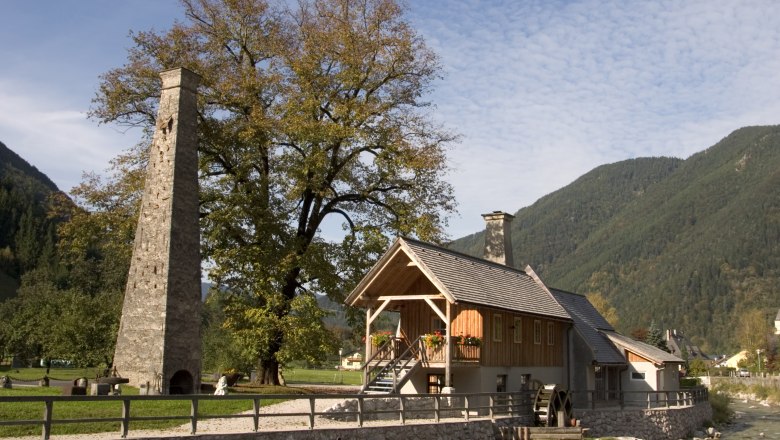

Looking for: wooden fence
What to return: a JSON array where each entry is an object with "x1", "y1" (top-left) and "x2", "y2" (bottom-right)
[
  {"x1": 569, "y1": 387, "x2": 709, "y2": 409},
  {"x1": 0, "y1": 391, "x2": 531, "y2": 440}
]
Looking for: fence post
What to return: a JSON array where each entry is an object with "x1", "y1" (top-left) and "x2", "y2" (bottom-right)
[
  {"x1": 434, "y1": 395, "x2": 440, "y2": 423},
  {"x1": 357, "y1": 396, "x2": 364, "y2": 427},
  {"x1": 190, "y1": 398, "x2": 198, "y2": 434},
  {"x1": 399, "y1": 395, "x2": 405, "y2": 424},
  {"x1": 308, "y1": 397, "x2": 315, "y2": 429},
  {"x1": 42, "y1": 399, "x2": 53, "y2": 440},
  {"x1": 489, "y1": 394, "x2": 494, "y2": 420},
  {"x1": 464, "y1": 395, "x2": 470, "y2": 421},
  {"x1": 253, "y1": 398, "x2": 260, "y2": 431},
  {"x1": 121, "y1": 399, "x2": 131, "y2": 438}
]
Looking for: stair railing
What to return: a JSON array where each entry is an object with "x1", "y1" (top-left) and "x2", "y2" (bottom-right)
[{"x1": 361, "y1": 336, "x2": 423, "y2": 393}]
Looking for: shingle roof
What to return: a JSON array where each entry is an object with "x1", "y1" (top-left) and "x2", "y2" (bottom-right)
[
  {"x1": 550, "y1": 289, "x2": 625, "y2": 365},
  {"x1": 603, "y1": 331, "x2": 684, "y2": 365},
  {"x1": 401, "y1": 238, "x2": 571, "y2": 320}
]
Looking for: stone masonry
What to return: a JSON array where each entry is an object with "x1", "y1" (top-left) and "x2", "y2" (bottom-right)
[{"x1": 112, "y1": 68, "x2": 202, "y2": 394}]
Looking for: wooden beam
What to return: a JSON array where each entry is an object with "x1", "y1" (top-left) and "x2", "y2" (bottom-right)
[
  {"x1": 367, "y1": 299, "x2": 392, "y2": 324},
  {"x1": 377, "y1": 294, "x2": 445, "y2": 301},
  {"x1": 424, "y1": 297, "x2": 447, "y2": 323}
]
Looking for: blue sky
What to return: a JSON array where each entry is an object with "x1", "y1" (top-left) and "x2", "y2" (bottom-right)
[{"x1": 3, "y1": 1, "x2": 780, "y2": 238}]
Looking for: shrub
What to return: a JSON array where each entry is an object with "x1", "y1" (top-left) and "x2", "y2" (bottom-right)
[{"x1": 709, "y1": 391, "x2": 733, "y2": 425}]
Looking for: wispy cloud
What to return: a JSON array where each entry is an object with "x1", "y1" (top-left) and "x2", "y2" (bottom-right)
[
  {"x1": 0, "y1": 79, "x2": 137, "y2": 192},
  {"x1": 411, "y1": 0, "x2": 780, "y2": 236},
  {"x1": 1, "y1": 1, "x2": 779, "y2": 239}
]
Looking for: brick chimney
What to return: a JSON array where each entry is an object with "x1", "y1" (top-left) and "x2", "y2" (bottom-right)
[{"x1": 482, "y1": 211, "x2": 515, "y2": 267}]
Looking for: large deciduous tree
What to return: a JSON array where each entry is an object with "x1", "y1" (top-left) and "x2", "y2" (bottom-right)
[{"x1": 91, "y1": 0, "x2": 456, "y2": 383}]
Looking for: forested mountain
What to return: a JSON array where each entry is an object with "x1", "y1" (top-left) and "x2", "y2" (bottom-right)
[
  {"x1": 450, "y1": 125, "x2": 780, "y2": 353},
  {"x1": 0, "y1": 141, "x2": 66, "y2": 300}
]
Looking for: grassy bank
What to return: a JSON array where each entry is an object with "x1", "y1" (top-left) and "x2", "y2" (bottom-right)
[{"x1": 711, "y1": 381, "x2": 780, "y2": 405}]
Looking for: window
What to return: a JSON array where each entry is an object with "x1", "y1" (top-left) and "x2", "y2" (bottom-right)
[
  {"x1": 427, "y1": 374, "x2": 445, "y2": 394},
  {"x1": 533, "y1": 320, "x2": 542, "y2": 345},
  {"x1": 547, "y1": 322, "x2": 555, "y2": 345},
  {"x1": 513, "y1": 317, "x2": 522, "y2": 343},
  {"x1": 496, "y1": 374, "x2": 507, "y2": 393},
  {"x1": 432, "y1": 317, "x2": 446, "y2": 334},
  {"x1": 631, "y1": 371, "x2": 646, "y2": 380},
  {"x1": 492, "y1": 314, "x2": 503, "y2": 342}
]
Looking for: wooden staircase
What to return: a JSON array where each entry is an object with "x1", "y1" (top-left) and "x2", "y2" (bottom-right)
[{"x1": 361, "y1": 336, "x2": 423, "y2": 394}]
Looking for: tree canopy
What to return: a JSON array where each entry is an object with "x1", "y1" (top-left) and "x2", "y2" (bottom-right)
[{"x1": 91, "y1": 0, "x2": 456, "y2": 383}]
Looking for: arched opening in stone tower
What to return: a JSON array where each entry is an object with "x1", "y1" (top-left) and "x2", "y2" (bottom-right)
[{"x1": 169, "y1": 370, "x2": 194, "y2": 395}]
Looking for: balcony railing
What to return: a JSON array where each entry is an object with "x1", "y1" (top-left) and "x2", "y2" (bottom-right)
[{"x1": 366, "y1": 336, "x2": 482, "y2": 364}]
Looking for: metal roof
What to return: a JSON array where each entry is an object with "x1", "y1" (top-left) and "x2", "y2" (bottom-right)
[
  {"x1": 603, "y1": 331, "x2": 685, "y2": 365},
  {"x1": 550, "y1": 288, "x2": 625, "y2": 365}
]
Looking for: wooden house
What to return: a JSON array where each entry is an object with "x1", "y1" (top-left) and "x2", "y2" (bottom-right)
[
  {"x1": 345, "y1": 211, "x2": 684, "y2": 399},
  {"x1": 345, "y1": 212, "x2": 573, "y2": 394}
]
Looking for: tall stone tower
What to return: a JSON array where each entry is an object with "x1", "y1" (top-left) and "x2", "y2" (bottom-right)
[{"x1": 113, "y1": 68, "x2": 202, "y2": 394}]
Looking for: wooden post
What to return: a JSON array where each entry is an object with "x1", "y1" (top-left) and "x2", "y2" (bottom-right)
[
  {"x1": 42, "y1": 399, "x2": 52, "y2": 440},
  {"x1": 121, "y1": 399, "x2": 131, "y2": 438},
  {"x1": 253, "y1": 398, "x2": 260, "y2": 431},
  {"x1": 399, "y1": 395, "x2": 405, "y2": 424},
  {"x1": 434, "y1": 395, "x2": 440, "y2": 422},
  {"x1": 445, "y1": 301, "x2": 452, "y2": 388},
  {"x1": 357, "y1": 396, "x2": 364, "y2": 427},
  {"x1": 364, "y1": 307, "x2": 372, "y2": 386},
  {"x1": 308, "y1": 397, "x2": 315, "y2": 429},
  {"x1": 190, "y1": 398, "x2": 198, "y2": 434}
]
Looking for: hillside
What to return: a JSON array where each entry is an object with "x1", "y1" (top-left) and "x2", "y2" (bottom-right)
[
  {"x1": 450, "y1": 125, "x2": 780, "y2": 353},
  {"x1": 0, "y1": 141, "x2": 65, "y2": 300}
]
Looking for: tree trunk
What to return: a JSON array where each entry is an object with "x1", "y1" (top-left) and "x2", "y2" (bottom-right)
[{"x1": 257, "y1": 358, "x2": 280, "y2": 385}]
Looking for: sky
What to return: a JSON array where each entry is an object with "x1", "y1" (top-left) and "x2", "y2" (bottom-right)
[{"x1": 2, "y1": 0, "x2": 780, "y2": 239}]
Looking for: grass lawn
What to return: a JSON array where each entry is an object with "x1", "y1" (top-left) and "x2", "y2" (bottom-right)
[
  {"x1": 0, "y1": 385, "x2": 307, "y2": 438},
  {"x1": 282, "y1": 368, "x2": 362, "y2": 386}
]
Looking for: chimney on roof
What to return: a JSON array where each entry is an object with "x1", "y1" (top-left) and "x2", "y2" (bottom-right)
[{"x1": 482, "y1": 211, "x2": 515, "y2": 267}]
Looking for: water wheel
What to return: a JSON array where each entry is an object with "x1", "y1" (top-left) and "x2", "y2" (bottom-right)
[{"x1": 533, "y1": 384, "x2": 573, "y2": 427}]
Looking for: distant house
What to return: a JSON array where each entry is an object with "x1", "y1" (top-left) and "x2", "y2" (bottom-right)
[
  {"x1": 341, "y1": 353, "x2": 363, "y2": 371},
  {"x1": 665, "y1": 329, "x2": 710, "y2": 362},
  {"x1": 345, "y1": 211, "x2": 684, "y2": 403},
  {"x1": 721, "y1": 350, "x2": 748, "y2": 369}
]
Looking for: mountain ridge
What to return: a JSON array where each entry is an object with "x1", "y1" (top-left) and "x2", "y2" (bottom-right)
[{"x1": 449, "y1": 125, "x2": 780, "y2": 353}]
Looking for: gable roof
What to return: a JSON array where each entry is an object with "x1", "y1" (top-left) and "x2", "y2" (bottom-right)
[
  {"x1": 346, "y1": 237, "x2": 571, "y2": 321},
  {"x1": 603, "y1": 331, "x2": 684, "y2": 365},
  {"x1": 550, "y1": 288, "x2": 625, "y2": 365}
]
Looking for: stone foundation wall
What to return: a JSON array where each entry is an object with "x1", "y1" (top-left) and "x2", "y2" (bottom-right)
[
  {"x1": 322, "y1": 396, "x2": 533, "y2": 423},
  {"x1": 133, "y1": 418, "x2": 529, "y2": 440},
  {"x1": 577, "y1": 402, "x2": 712, "y2": 440}
]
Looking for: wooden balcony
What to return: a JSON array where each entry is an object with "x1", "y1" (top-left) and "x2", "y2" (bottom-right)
[
  {"x1": 423, "y1": 343, "x2": 481, "y2": 364},
  {"x1": 366, "y1": 336, "x2": 482, "y2": 368}
]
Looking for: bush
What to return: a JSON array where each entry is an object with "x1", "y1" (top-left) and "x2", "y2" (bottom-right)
[
  {"x1": 680, "y1": 377, "x2": 700, "y2": 387},
  {"x1": 709, "y1": 391, "x2": 733, "y2": 425}
]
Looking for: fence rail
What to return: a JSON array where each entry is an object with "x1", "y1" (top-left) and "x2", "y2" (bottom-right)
[
  {"x1": 0, "y1": 391, "x2": 532, "y2": 440},
  {"x1": 569, "y1": 387, "x2": 709, "y2": 409},
  {"x1": 0, "y1": 387, "x2": 709, "y2": 439}
]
